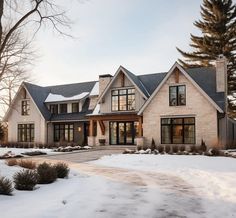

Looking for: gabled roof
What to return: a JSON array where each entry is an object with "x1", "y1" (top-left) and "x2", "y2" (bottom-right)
[
  {"x1": 121, "y1": 66, "x2": 150, "y2": 97},
  {"x1": 185, "y1": 67, "x2": 225, "y2": 110},
  {"x1": 138, "y1": 62, "x2": 225, "y2": 115},
  {"x1": 98, "y1": 66, "x2": 149, "y2": 103},
  {"x1": 19, "y1": 81, "x2": 97, "y2": 121}
]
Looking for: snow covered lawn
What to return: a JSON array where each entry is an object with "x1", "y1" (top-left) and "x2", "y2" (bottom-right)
[
  {"x1": 0, "y1": 147, "x2": 58, "y2": 156},
  {"x1": 0, "y1": 154, "x2": 236, "y2": 218}
]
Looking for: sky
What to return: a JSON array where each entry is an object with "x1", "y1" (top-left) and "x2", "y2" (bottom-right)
[{"x1": 33, "y1": 0, "x2": 206, "y2": 86}]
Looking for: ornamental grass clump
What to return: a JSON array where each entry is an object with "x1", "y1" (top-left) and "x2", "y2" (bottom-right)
[
  {"x1": 54, "y1": 162, "x2": 70, "y2": 178},
  {"x1": 18, "y1": 160, "x2": 37, "y2": 170},
  {"x1": 37, "y1": 162, "x2": 57, "y2": 184},
  {"x1": 0, "y1": 177, "x2": 13, "y2": 195},
  {"x1": 13, "y1": 170, "x2": 38, "y2": 191},
  {"x1": 5, "y1": 159, "x2": 18, "y2": 166}
]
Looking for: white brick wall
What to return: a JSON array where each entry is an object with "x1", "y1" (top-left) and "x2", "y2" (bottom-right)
[{"x1": 143, "y1": 71, "x2": 218, "y2": 147}]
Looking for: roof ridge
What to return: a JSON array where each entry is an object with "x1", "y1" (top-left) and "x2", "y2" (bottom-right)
[{"x1": 45, "y1": 80, "x2": 97, "y2": 88}]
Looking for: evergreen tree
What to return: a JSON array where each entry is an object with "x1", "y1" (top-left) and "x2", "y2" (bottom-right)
[{"x1": 177, "y1": 0, "x2": 236, "y2": 118}]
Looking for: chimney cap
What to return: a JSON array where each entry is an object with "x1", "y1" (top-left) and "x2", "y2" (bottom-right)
[{"x1": 99, "y1": 74, "x2": 113, "y2": 78}]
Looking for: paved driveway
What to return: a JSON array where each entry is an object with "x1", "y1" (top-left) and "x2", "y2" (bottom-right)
[{"x1": 41, "y1": 148, "x2": 123, "y2": 163}]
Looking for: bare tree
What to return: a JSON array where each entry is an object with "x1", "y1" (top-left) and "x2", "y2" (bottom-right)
[{"x1": 0, "y1": 0, "x2": 70, "y2": 119}]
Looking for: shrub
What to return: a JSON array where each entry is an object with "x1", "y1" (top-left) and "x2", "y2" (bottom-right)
[
  {"x1": 37, "y1": 162, "x2": 57, "y2": 184},
  {"x1": 172, "y1": 145, "x2": 179, "y2": 153},
  {"x1": 179, "y1": 145, "x2": 186, "y2": 152},
  {"x1": 209, "y1": 147, "x2": 220, "y2": 156},
  {"x1": 136, "y1": 144, "x2": 142, "y2": 151},
  {"x1": 0, "y1": 177, "x2": 13, "y2": 195},
  {"x1": 157, "y1": 145, "x2": 164, "y2": 153},
  {"x1": 200, "y1": 140, "x2": 207, "y2": 152},
  {"x1": 165, "y1": 145, "x2": 171, "y2": 153},
  {"x1": 14, "y1": 170, "x2": 38, "y2": 191},
  {"x1": 150, "y1": 138, "x2": 156, "y2": 151},
  {"x1": 5, "y1": 159, "x2": 18, "y2": 166},
  {"x1": 18, "y1": 160, "x2": 36, "y2": 170},
  {"x1": 54, "y1": 162, "x2": 70, "y2": 178},
  {"x1": 142, "y1": 144, "x2": 148, "y2": 151},
  {"x1": 190, "y1": 145, "x2": 197, "y2": 153}
]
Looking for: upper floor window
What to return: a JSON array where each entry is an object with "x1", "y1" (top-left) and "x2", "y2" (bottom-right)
[
  {"x1": 21, "y1": 100, "x2": 30, "y2": 115},
  {"x1": 111, "y1": 88, "x2": 135, "y2": 111},
  {"x1": 169, "y1": 85, "x2": 186, "y2": 106},
  {"x1": 72, "y1": 103, "x2": 79, "y2": 113},
  {"x1": 50, "y1": 104, "x2": 58, "y2": 114},
  {"x1": 59, "y1": 104, "x2": 67, "y2": 114}
]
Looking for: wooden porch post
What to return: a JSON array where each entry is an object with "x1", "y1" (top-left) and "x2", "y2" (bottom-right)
[
  {"x1": 138, "y1": 116, "x2": 143, "y2": 137},
  {"x1": 89, "y1": 120, "x2": 94, "y2": 136}
]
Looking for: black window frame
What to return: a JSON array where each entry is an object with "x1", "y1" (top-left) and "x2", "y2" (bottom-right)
[
  {"x1": 161, "y1": 117, "x2": 195, "y2": 144},
  {"x1": 169, "y1": 85, "x2": 186, "y2": 106},
  {"x1": 50, "y1": 104, "x2": 58, "y2": 114},
  {"x1": 111, "y1": 88, "x2": 135, "y2": 111},
  {"x1": 21, "y1": 100, "x2": 30, "y2": 115},
  {"x1": 59, "y1": 104, "x2": 67, "y2": 114},
  {"x1": 54, "y1": 123, "x2": 74, "y2": 142},
  {"x1": 72, "y1": 102, "x2": 79, "y2": 113},
  {"x1": 17, "y1": 124, "x2": 34, "y2": 142}
]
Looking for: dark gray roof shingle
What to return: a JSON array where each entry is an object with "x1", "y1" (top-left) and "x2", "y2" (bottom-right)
[
  {"x1": 185, "y1": 67, "x2": 225, "y2": 111},
  {"x1": 24, "y1": 81, "x2": 97, "y2": 121}
]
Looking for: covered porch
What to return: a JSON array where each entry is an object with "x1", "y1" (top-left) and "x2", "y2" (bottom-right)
[{"x1": 88, "y1": 113, "x2": 143, "y2": 146}]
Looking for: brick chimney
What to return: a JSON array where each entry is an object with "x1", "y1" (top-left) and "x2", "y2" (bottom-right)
[
  {"x1": 99, "y1": 74, "x2": 113, "y2": 96},
  {"x1": 215, "y1": 55, "x2": 227, "y2": 93}
]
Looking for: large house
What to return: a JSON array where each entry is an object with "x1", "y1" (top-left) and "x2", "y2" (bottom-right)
[{"x1": 3, "y1": 58, "x2": 236, "y2": 148}]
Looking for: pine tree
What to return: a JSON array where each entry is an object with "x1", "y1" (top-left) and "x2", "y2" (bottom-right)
[{"x1": 177, "y1": 0, "x2": 236, "y2": 118}]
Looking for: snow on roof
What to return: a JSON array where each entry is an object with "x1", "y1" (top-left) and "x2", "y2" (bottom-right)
[
  {"x1": 44, "y1": 92, "x2": 89, "y2": 103},
  {"x1": 90, "y1": 82, "x2": 99, "y2": 96}
]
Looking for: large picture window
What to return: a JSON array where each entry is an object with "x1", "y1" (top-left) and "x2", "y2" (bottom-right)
[
  {"x1": 21, "y1": 100, "x2": 30, "y2": 115},
  {"x1": 169, "y1": 85, "x2": 186, "y2": 106},
  {"x1": 54, "y1": 124, "x2": 74, "y2": 142},
  {"x1": 161, "y1": 117, "x2": 195, "y2": 144},
  {"x1": 111, "y1": 88, "x2": 135, "y2": 111},
  {"x1": 18, "y1": 124, "x2": 34, "y2": 142}
]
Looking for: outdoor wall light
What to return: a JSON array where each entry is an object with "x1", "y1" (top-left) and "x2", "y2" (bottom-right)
[{"x1": 78, "y1": 127, "x2": 82, "y2": 132}]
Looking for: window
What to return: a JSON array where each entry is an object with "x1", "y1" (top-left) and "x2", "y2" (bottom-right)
[
  {"x1": 50, "y1": 104, "x2": 58, "y2": 114},
  {"x1": 18, "y1": 124, "x2": 34, "y2": 142},
  {"x1": 169, "y1": 85, "x2": 186, "y2": 106},
  {"x1": 21, "y1": 100, "x2": 30, "y2": 115},
  {"x1": 161, "y1": 117, "x2": 195, "y2": 144},
  {"x1": 72, "y1": 103, "x2": 79, "y2": 113},
  {"x1": 54, "y1": 124, "x2": 74, "y2": 142},
  {"x1": 59, "y1": 104, "x2": 67, "y2": 114},
  {"x1": 111, "y1": 88, "x2": 135, "y2": 111}
]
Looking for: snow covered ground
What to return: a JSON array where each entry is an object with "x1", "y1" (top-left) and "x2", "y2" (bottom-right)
[
  {"x1": 0, "y1": 148, "x2": 57, "y2": 156},
  {"x1": 0, "y1": 154, "x2": 236, "y2": 218}
]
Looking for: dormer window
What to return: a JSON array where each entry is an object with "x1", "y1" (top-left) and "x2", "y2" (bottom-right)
[
  {"x1": 50, "y1": 104, "x2": 58, "y2": 114},
  {"x1": 72, "y1": 103, "x2": 79, "y2": 113},
  {"x1": 59, "y1": 104, "x2": 67, "y2": 114},
  {"x1": 111, "y1": 88, "x2": 135, "y2": 111},
  {"x1": 169, "y1": 85, "x2": 186, "y2": 106},
  {"x1": 21, "y1": 100, "x2": 30, "y2": 115}
]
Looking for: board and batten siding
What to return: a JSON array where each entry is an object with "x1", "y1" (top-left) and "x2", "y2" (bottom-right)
[
  {"x1": 7, "y1": 87, "x2": 47, "y2": 144},
  {"x1": 142, "y1": 70, "x2": 219, "y2": 147}
]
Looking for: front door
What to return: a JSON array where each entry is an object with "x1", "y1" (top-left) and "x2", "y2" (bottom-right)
[{"x1": 110, "y1": 121, "x2": 137, "y2": 145}]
